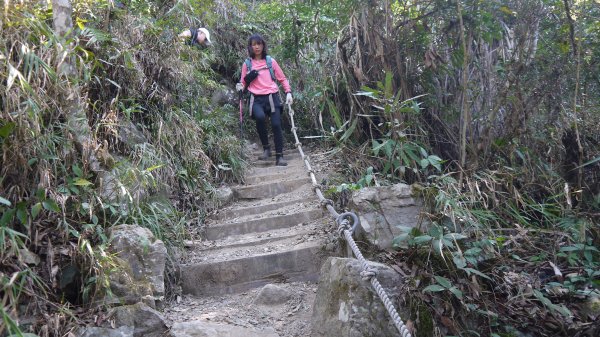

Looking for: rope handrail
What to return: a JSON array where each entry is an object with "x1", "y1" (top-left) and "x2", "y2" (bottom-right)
[{"x1": 285, "y1": 103, "x2": 412, "y2": 337}]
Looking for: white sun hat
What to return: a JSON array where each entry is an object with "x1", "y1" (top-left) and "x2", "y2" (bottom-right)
[{"x1": 198, "y1": 27, "x2": 212, "y2": 45}]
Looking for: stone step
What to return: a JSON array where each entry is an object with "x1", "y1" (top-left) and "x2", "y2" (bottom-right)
[
  {"x1": 251, "y1": 149, "x2": 297, "y2": 156},
  {"x1": 225, "y1": 182, "x2": 315, "y2": 213},
  {"x1": 171, "y1": 321, "x2": 279, "y2": 337},
  {"x1": 214, "y1": 199, "x2": 319, "y2": 225},
  {"x1": 180, "y1": 239, "x2": 325, "y2": 296},
  {"x1": 206, "y1": 208, "x2": 324, "y2": 240},
  {"x1": 251, "y1": 155, "x2": 302, "y2": 167},
  {"x1": 234, "y1": 177, "x2": 309, "y2": 200},
  {"x1": 244, "y1": 170, "x2": 308, "y2": 185},
  {"x1": 246, "y1": 162, "x2": 306, "y2": 179},
  {"x1": 189, "y1": 219, "x2": 325, "y2": 255},
  {"x1": 211, "y1": 197, "x2": 308, "y2": 221}
]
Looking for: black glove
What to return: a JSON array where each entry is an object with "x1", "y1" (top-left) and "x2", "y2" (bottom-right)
[{"x1": 244, "y1": 69, "x2": 259, "y2": 85}]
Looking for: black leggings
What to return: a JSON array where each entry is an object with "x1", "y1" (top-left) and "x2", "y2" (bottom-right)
[{"x1": 251, "y1": 93, "x2": 284, "y2": 156}]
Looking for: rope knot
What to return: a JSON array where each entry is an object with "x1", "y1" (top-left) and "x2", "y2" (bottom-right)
[
  {"x1": 320, "y1": 199, "x2": 334, "y2": 207},
  {"x1": 336, "y1": 212, "x2": 360, "y2": 236},
  {"x1": 360, "y1": 267, "x2": 378, "y2": 281},
  {"x1": 295, "y1": 142, "x2": 302, "y2": 147},
  {"x1": 337, "y1": 221, "x2": 350, "y2": 237}
]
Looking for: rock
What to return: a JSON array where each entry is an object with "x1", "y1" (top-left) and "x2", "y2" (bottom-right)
[
  {"x1": 215, "y1": 186, "x2": 234, "y2": 206},
  {"x1": 311, "y1": 257, "x2": 409, "y2": 337},
  {"x1": 582, "y1": 295, "x2": 600, "y2": 320},
  {"x1": 253, "y1": 284, "x2": 293, "y2": 305},
  {"x1": 110, "y1": 302, "x2": 167, "y2": 337},
  {"x1": 350, "y1": 183, "x2": 427, "y2": 250},
  {"x1": 97, "y1": 159, "x2": 149, "y2": 209},
  {"x1": 211, "y1": 87, "x2": 237, "y2": 106},
  {"x1": 79, "y1": 326, "x2": 134, "y2": 337},
  {"x1": 170, "y1": 320, "x2": 280, "y2": 337},
  {"x1": 18, "y1": 248, "x2": 40, "y2": 265},
  {"x1": 118, "y1": 120, "x2": 148, "y2": 149},
  {"x1": 108, "y1": 224, "x2": 167, "y2": 307}
]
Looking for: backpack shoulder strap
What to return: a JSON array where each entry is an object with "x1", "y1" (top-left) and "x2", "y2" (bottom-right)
[
  {"x1": 265, "y1": 55, "x2": 276, "y2": 81},
  {"x1": 244, "y1": 58, "x2": 252, "y2": 72}
]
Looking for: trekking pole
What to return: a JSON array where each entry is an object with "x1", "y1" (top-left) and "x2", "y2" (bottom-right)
[{"x1": 238, "y1": 89, "x2": 244, "y2": 157}]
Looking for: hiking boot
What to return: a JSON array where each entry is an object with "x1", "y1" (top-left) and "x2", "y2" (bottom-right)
[
  {"x1": 258, "y1": 148, "x2": 271, "y2": 160},
  {"x1": 275, "y1": 156, "x2": 288, "y2": 166}
]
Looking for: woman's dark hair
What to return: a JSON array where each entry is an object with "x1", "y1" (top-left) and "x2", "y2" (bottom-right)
[{"x1": 247, "y1": 34, "x2": 267, "y2": 59}]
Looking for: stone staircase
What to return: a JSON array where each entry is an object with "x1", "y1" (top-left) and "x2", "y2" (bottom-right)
[{"x1": 167, "y1": 148, "x2": 337, "y2": 336}]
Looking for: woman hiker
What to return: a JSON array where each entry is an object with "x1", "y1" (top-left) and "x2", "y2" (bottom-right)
[
  {"x1": 236, "y1": 33, "x2": 293, "y2": 166},
  {"x1": 178, "y1": 27, "x2": 212, "y2": 47}
]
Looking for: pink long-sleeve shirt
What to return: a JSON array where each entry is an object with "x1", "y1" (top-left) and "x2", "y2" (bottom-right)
[{"x1": 240, "y1": 57, "x2": 291, "y2": 95}]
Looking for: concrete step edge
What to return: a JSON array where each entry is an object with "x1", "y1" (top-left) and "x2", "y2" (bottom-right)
[
  {"x1": 205, "y1": 208, "x2": 325, "y2": 240},
  {"x1": 186, "y1": 222, "x2": 323, "y2": 256},
  {"x1": 234, "y1": 177, "x2": 310, "y2": 200},
  {"x1": 180, "y1": 240, "x2": 327, "y2": 296},
  {"x1": 209, "y1": 197, "x2": 312, "y2": 221}
]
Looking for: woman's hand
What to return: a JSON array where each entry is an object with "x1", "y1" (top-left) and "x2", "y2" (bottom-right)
[
  {"x1": 236, "y1": 83, "x2": 244, "y2": 92},
  {"x1": 286, "y1": 93, "x2": 293, "y2": 105}
]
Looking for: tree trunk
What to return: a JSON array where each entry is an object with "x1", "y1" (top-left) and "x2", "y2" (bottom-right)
[
  {"x1": 52, "y1": 0, "x2": 101, "y2": 172},
  {"x1": 51, "y1": 0, "x2": 73, "y2": 37},
  {"x1": 457, "y1": 0, "x2": 469, "y2": 185}
]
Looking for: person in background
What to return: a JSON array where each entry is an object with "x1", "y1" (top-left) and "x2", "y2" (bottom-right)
[
  {"x1": 236, "y1": 33, "x2": 293, "y2": 166},
  {"x1": 178, "y1": 27, "x2": 212, "y2": 47}
]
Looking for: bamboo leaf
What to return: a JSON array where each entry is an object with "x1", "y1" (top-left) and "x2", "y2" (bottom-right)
[
  {"x1": 339, "y1": 117, "x2": 358, "y2": 143},
  {"x1": 7, "y1": 63, "x2": 21, "y2": 91},
  {"x1": 42, "y1": 199, "x2": 61, "y2": 213},
  {"x1": 0, "y1": 209, "x2": 15, "y2": 226},
  {"x1": 413, "y1": 235, "x2": 433, "y2": 244},
  {"x1": 0, "y1": 122, "x2": 16, "y2": 138},
  {"x1": 16, "y1": 203, "x2": 28, "y2": 225},
  {"x1": 533, "y1": 290, "x2": 573, "y2": 318},
  {"x1": 31, "y1": 203, "x2": 42, "y2": 219},
  {"x1": 73, "y1": 178, "x2": 93, "y2": 186},
  {"x1": 434, "y1": 275, "x2": 452, "y2": 289},
  {"x1": 0, "y1": 197, "x2": 11, "y2": 206},
  {"x1": 449, "y1": 286, "x2": 463, "y2": 299},
  {"x1": 327, "y1": 99, "x2": 342, "y2": 129},
  {"x1": 145, "y1": 164, "x2": 164, "y2": 172},
  {"x1": 423, "y1": 284, "x2": 445, "y2": 292},
  {"x1": 462, "y1": 267, "x2": 491, "y2": 280}
]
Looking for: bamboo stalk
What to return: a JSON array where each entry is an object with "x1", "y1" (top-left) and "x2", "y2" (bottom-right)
[{"x1": 457, "y1": 0, "x2": 469, "y2": 186}]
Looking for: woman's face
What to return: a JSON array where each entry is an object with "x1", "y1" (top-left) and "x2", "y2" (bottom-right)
[
  {"x1": 197, "y1": 31, "x2": 206, "y2": 44},
  {"x1": 251, "y1": 40, "x2": 263, "y2": 58}
]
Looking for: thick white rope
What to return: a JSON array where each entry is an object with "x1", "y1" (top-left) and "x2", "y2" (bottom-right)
[{"x1": 286, "y1": 103, "x2": 412, "y2": 337}]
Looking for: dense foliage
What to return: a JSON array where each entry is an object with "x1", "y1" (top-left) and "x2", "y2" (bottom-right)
[
  {"x1": 1, "y1": 0, "x2": 245, "y2": 335},
  {"x1": 1, "y1": 0, "x2": 599, "y2": 336}
]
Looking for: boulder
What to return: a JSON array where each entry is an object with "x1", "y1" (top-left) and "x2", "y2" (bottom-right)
[
  {"x1": 109, "y1": 302, "x2": 168, "y2": 337},
  {"x1": 311, "y1": 257, "x2": 409, "y2": 337},
  {"x1": 253, "y1": 284, "x2": 293, "y2": 305},
  {"x1": 350, "y1": 183, "x2": 427, "y2": 250},
  {"x1": 215, "y1": 186, "x2": 234, "y2": 206},
  {"x1": 108, "y1": 224, "x2": 167, "y2": 307}
]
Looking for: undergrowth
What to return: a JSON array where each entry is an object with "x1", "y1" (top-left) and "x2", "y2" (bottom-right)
[{"x1": 1, "y1": 1, "x2": 245, "y2": 336}]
